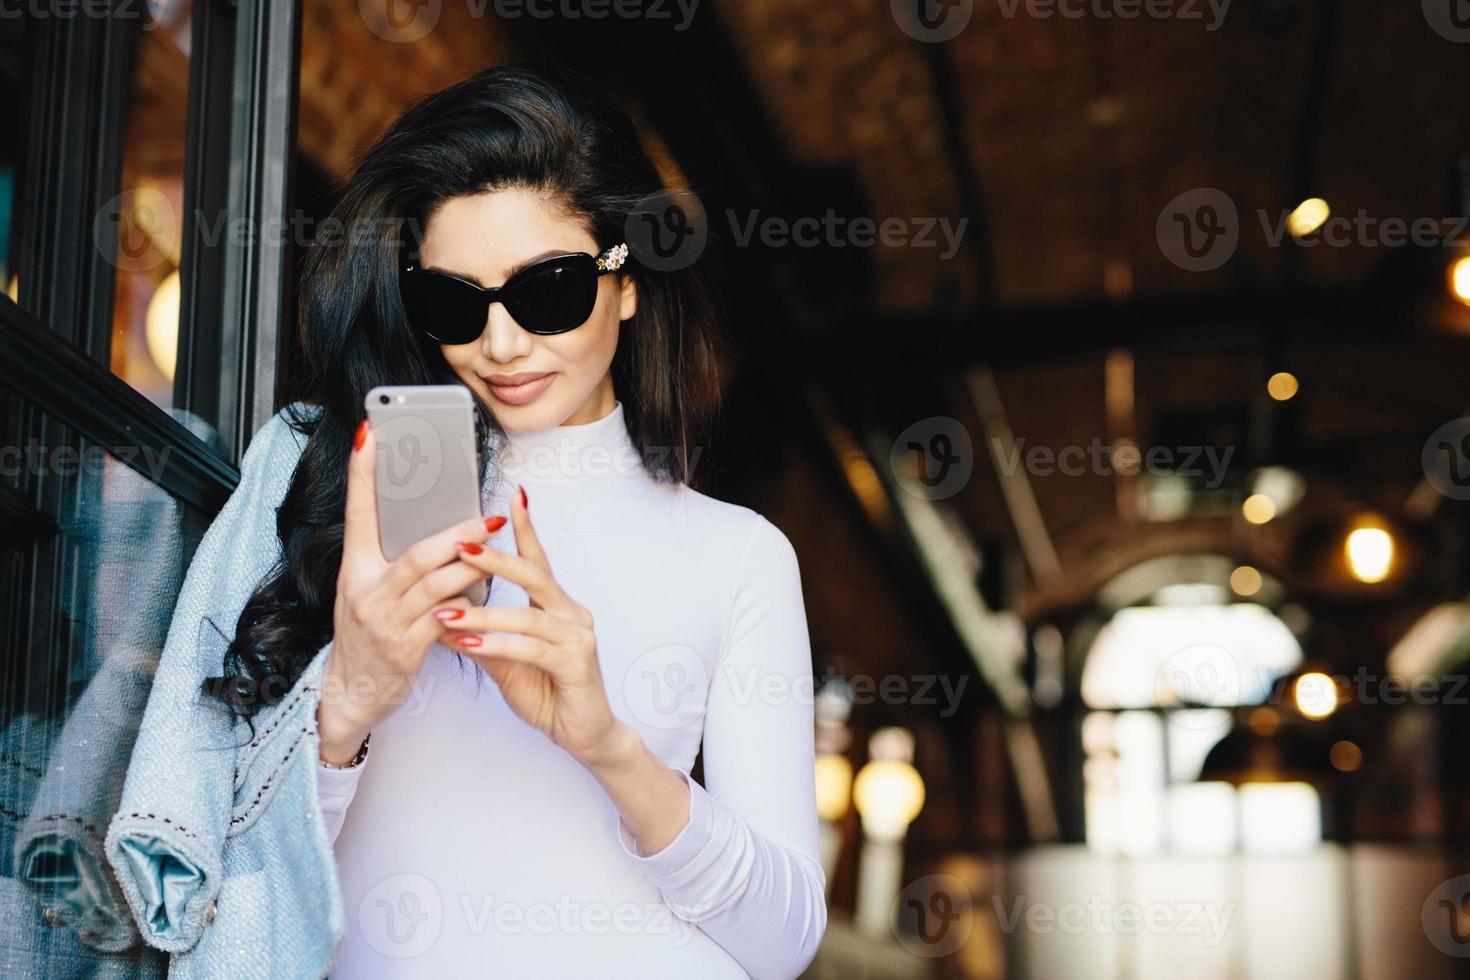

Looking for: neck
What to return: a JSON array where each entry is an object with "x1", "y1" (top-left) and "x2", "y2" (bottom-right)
[
  {"x1": 496, "y1": 399, "x2": 642, "y2": 483},
  {"x1": 561, "y1": 376, "x2": 617, "y2": 426}
]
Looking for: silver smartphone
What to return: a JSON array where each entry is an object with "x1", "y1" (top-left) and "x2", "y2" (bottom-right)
[{"x1": 365, "y1": 384, "x2": 488, "y2": 605}]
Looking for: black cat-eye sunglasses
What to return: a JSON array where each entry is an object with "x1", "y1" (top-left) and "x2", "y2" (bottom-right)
[{"x1": 399, "y1": 242, "x2": 630, "y2": 344}]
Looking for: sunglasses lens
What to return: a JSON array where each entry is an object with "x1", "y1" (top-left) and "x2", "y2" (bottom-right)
[
  {"x1": 400, "y1": 269, "x2": 487, "y2": 344},
  {"x1": 504, "y1": 259, "x2": 599, "y2": 334}
]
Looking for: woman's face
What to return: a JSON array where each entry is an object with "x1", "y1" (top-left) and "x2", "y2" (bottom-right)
[{"x1": 418, "y1": 187, "x2": 637, "y2": 430}]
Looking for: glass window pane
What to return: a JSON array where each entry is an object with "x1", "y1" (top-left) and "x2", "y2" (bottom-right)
[
  {"x1": 109, "y1": 2, "x2": 193, "y2": 411},
  {"x1": 0, "y1": 395, "x2": 218, "y2": 977},
  {"x1": 0, "y1": 14, "x2": 30, "y2": 305}
]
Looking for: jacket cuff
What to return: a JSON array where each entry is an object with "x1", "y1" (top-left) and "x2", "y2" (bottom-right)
[{"x1": 104, "y1": 814, "x2": 221, "y2": 954}]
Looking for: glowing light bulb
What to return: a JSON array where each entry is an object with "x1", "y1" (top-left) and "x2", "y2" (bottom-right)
[
  {"x1": 1451, "y1": 256, "x2": 1470, "y2": 308},
  {"x1": 1267, "y1": 372, "x2": 1299, "y2": 401},
  {"x1": 1293, "y1": 671, "x2": 1338, "y2": 719},
  {"x1": 1286, "y1": 198, "x2": 1330, "y2": 237},
  {"x1": 1346, "y1": 526, "x2": 1393, "y2": 584},
  {"x1": 1230, "y1": 565, "x2": 1263, "y2": 597},
  {"x1": 1242, "y1": 494, "x2": 1277, "y2": 525}
]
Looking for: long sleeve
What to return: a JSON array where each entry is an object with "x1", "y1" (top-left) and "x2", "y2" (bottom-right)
[
  {"x1": 316, "y1": 707, "x2": 368, "y2": 844},
  {"x1": 614, "y1": 515, "x2": 828, "y2": 979}
]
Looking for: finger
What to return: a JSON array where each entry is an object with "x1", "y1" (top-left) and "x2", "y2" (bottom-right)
[
  {"x1": 380, "y1": 514, "x2": 507, "y2": 599},
  {"x1": 397, "y1": 557, "x2": 498, "y2": 624},
  {"x1": 406, "y1": 600, "x2": 465, "y2": 656},
  {"x1": 433, "y1": 605, "x2": 579, "y2": 646},
  {"x1": 447, "y1": 631, "x2": 573, "y2": 683},
  {"x1": 509, "y1": 484, "x2": 553, "y2": 572},
  {"x1": 452, "y1": 540, "x2": 579, "y2": 617},
  {"x1": 341, "y1": 418, "x2": 384, "y2": 574}
]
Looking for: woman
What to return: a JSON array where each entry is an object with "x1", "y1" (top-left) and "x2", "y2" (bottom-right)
[{"x1": 105, "y1": 63, "x2": 825, "y2": 979}]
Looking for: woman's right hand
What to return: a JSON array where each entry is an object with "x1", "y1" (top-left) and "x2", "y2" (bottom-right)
[{"x1": 317, "y1": 419, "x2": 503, "y2": 764}]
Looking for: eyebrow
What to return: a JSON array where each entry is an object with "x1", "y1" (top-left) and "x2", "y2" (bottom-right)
[{"x1": 421, "y1": 248, "x2": 585, "y2": 288}]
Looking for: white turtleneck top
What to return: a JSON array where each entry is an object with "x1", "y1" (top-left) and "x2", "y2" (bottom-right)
[{"x1": 316, "y1": 400, "x2": 826, "y2": 979}]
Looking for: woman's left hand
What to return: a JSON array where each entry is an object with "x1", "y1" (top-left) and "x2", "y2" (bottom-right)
[{"x1": 434, "y1": 485, "x2": 626, "y2": 769}]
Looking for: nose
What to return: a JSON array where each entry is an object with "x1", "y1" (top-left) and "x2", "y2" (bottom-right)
[{"x1": 481, "y1": 301, "x2": 532, "y2": 363}]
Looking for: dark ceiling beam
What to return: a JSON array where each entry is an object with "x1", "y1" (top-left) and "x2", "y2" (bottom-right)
[
  {"x1": 914, "y1": 28, "x2": 996, "y2": 304},
  {"x1": 827, "y1": 285, "x2": 1444, "y2": 375}
]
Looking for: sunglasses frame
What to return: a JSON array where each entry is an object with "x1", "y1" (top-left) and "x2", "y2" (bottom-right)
[{"x1": 401, "y1": 242, "x2": 631, "y2": 343}]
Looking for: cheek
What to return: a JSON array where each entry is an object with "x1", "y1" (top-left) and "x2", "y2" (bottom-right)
[
  {"x1": 440, "y1": 343, "x2": 477, "y2": 376},
  {"x1": 555, "y1": 289, "x2": 622, "y2": 367}
]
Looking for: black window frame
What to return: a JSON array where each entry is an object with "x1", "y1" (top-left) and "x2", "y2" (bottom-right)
[{"x1": 0, "y1": 0, "x2": 303, "y2": 512}]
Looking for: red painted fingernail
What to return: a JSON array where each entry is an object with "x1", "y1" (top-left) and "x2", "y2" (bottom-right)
[
  {"x1": 457, "y1": 540, "x2": 484, "y2": 555},
  {"x1": 518, "y1": 485, "x2": 528, "y2": 510},
  {"x1": 483, "y1": 515, "x2": 507, "y2": 533},
  {"x1": 434, "y1": 608, "x2": 464, "y2": 621},
  {"x1": 457, "y1": 634, "x2": 482, "y2": 647},
  {"x1": 353, "y1": 419, "x2": 369, "y2": 452}
]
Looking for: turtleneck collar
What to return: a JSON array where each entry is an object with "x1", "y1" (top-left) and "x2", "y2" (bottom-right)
[{"x1": 493, "y1": 399, "x2": 643, "y2": 483}]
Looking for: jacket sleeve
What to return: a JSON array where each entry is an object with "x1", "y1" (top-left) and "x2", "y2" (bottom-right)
[
  {"x1": 612, "y1": 516, "x2": 828, "y2": 980},
  {"x1": 103, "y1": 405, "x2": 316, "y2": 953}
]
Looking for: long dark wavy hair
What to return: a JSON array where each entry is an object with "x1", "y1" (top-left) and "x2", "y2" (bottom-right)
[{"x1": 202, "y1": 63, "x2": 725, "y2": 728}]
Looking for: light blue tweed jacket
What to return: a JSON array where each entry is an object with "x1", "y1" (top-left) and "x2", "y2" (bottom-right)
[{"x1": 103, "y1": 403, "x2": 346, "y2": 979}]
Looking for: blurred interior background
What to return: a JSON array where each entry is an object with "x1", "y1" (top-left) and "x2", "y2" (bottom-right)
[{"x1": 3, "y1": 1, "x2": 1470, "y2": 977}]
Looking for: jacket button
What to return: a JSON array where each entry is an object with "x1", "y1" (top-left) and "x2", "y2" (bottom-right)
[
  {"x1": 204, "y1": 900, "x2": 217, "y2": 925},
  {"x1": 41, "y1": 906, "x2": 58, "y2": 926}
]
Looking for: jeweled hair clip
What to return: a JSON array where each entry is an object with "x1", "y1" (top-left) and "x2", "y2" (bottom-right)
[{"x1": 596, "y1": 242, "x2": 630, "y2": 272}]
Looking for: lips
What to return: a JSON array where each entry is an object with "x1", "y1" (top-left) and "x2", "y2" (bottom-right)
[{"x1": 483, "y1": 371, "x2": 555, "y2": 406}]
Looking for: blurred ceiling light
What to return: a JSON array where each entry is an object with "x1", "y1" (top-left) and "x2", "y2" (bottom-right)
[
  {"x1": 1142, "y1": 472, "x2": 1193, "y2": 522},
  {"x1": 1292, "y1": 671, "x2": 1338, "y2": 719},
  {"x1": 1329, "y1": 740, "x2": 1362, "y2": 772},
  {"x1": 1451, "y1": 256, "x2": 1470, "y2": 308},
  {"x1": 1230, "y1": 565, "x2": 1263, "y2": 597},
  {"x1": 1248, "y1": 705, "x2": 1280, "y2": 736},
  {"x1": 145, "y1": 269, "x2": 181, "y2": 382},
  {"x1": 1242, "y1": 493, "x2": 1277, "y2": 524},
  {"x1": 1345, "y1": 524, "x2": 1394, "y2": 584},
  {"x1": 814, "y1": 754, "x2": 854, "y2": 822},
  {"x1": 1266, "y1": 371, "x2": 1300, "y2": 401},
  {"x1": 1250, "y1": 466, "x2": 1306, "y2": 517},
  {"x1": 1286, "y1": 197, "x2": 1330, "y2": 237},
  {"x1": 852, "y1": 758, "x2": 925, "y2": 843},
  {"x1": 1386, "y1": 602, "x2": 1470, "y2": 678}
]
